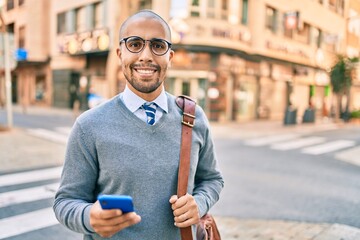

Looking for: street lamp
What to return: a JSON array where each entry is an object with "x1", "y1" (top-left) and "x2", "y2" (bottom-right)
[{"x1": 0, "y1": 0, "x2": 13, "y2": 128}]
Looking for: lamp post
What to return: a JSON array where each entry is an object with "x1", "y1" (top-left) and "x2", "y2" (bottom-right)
[{"x1": 0, "y1": 3, "x2": 13, "y2": 128}]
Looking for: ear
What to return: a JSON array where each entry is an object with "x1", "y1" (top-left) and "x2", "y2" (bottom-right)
[
  {"x1": 116, "y1": 48, "x2": 121, "y2": 58},
  {"x1": 116, "y1": 48, "x2": 122, "y2": 64},
  {"x1": 168, "y1": 50, "x2": 174, "y2": 67}
]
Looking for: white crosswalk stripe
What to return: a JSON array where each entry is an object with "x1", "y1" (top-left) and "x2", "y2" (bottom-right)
[
  {"x1": 0, "y1": 167, "x2": 64, "y2": 239},
  {"x1": 0, "y1": 166, "x2": 62, "y2": 187},
  {"x1": 0, "y1": 183, "x2": 59, "y2": 208},
  {"x1": 26, "y1": 127, "x2": 72, "y2": 145},
  {"x1": 0, "y1": 208, "x2": 59, "y2": 239},
  {"x1": 301, "y1": 140, "x2": 356, "y2": 155},
  {"x1": 244, "y1": 134, "x2": 358, "y2": 157},
  {"x1": 244, "y1": 133, "x2": 301, "y2": 146},
  {"x1": 270, "y1": 137, "x2": 326, "y2": 151}
]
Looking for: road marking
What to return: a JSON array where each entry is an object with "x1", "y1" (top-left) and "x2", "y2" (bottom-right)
[
  {"x1": 55, "y1": 127, "x2": 72, "y2": 135},
  {"x1": 0, "y1": 183, "x2": 58, "y2": 208},
  {"x1": 271, "y1": 137, "x2": 326, "y2": 151},
  {"x1": 26, "y1": 128, "x2": 68, "y2": 144},
  {"x1": 335, "y1": 146, "x2": 360, "y2": 167},
  {"x1": 0, "y1": 167, "x2": 62, "y2": 187},
  {"x1": 0, "y1": 208, "x2": 59, "y2": 239},
  {"x1": 244, "y1": 134, "x2": 301, "y2": 146},
  {"x1": 301, "y1": 140, "x2": 356, "y2": 155}
]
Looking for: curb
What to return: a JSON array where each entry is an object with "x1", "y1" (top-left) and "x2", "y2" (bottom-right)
[{"x1": 215, "y1": 217, "x2": 360, "y2": 240}]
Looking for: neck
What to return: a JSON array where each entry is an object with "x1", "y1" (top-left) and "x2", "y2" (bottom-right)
[{"x1": 127, "y1": 83, "x2": 163, "y2": 102}]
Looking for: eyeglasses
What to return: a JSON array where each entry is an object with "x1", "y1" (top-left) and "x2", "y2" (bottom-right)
[{"x1": 119, "y1": 36, "x2": 172, "y2": 56}]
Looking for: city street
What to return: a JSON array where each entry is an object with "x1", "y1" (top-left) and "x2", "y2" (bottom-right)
[{"x1": 1, "y1": 106, "x2": 360, "y2": 239}]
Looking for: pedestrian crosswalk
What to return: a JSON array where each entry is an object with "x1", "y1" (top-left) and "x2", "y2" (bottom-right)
[
  {"x1": 244, "y1": 134, "x2": 359, "y2": 166},
  {"x1": 0, "y1": 167, "x2": 82, "y2": 239},
  {"x1": 26, "y1": 127, "x2": 72, "y2": 145}
]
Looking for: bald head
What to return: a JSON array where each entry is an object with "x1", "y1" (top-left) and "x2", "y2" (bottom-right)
[{"x1": 119, "y1": 10, "x2": 172, "y2": 41}]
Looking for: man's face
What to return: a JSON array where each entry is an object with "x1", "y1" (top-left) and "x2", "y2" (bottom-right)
[{"x1": 117, "y1": 18, "x2": 174, "y2": 100}]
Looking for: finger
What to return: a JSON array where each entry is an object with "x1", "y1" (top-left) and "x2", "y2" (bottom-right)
[
  {"x1": 93, "y1": 213, "x2": 141, "y2": 236},
  {"x1": 174, "y1": 211, "x2": 190, "y2": 223},
  {"x1": 99, "y1": 209, "x2": 122, "y2": 220},
  {"x1": 98, "y1": 212, "x2": 141, "y2": 227},
  {"x1": 171, "y1": 195, "x2": 188, "y2": 210},
  {"x1": 91, "y1": 201, "x2": 123, "y2": 220},
  {"x1": 169, "y1": 195, "x2": 178, "y2": 204},
  {"x1": 174, "y1": 217, "x2": 197, "y2": 228}
]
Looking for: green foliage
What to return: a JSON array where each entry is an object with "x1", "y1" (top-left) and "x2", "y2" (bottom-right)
[
  {"x1": 351, "y1": 110, "x2": 360, "y2": 118},
  {"x1": 330, "y1": 55, "x2": 359, "y2": 94}
]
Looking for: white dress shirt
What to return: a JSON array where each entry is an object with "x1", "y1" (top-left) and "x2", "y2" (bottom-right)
[{"x1": 120, "y1": 85, "x2": 168, "y2": 124}]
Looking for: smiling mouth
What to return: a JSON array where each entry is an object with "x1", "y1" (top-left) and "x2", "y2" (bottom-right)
[{"x1": 135, "y1": 69, "x2": 157, "y2": 74}]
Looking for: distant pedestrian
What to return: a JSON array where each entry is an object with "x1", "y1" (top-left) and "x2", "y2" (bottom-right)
[{"x1": 53, "y1": 10, "x2": 224, "y2": 240}]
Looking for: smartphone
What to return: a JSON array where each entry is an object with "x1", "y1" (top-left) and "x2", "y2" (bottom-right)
[{"x1": 97, "y1": 195, "x2": 134, "y2": 213}]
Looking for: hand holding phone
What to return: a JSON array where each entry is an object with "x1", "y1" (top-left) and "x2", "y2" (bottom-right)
[{"x1": 97, "y1": 195, "x2": 134, "y2": 213}]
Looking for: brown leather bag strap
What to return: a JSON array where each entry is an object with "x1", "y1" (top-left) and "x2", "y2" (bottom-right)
[{"x1": 176, "y1": 95, "x2": 196, "y2": 240}]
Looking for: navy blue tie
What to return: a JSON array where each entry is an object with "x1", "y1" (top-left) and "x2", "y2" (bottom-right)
[{"x1": 143, "y1": 102, "x2": 157, "y2": 125}]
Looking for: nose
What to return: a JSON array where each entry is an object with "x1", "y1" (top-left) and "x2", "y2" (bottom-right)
[{"x1": 138, "y1": 41, "x2": 153, "y2": 62}]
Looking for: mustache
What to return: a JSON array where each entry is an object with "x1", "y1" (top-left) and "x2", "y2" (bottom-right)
[{"x1": 130, "y1": 63, "x2": 161, "y2": 71}]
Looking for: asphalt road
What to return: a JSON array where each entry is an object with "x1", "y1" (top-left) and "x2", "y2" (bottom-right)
[
  {"x1": 1, "y1": 106, "x2": 360, "y2": 239},
  {"x1": 211, "y1": 128, "x2": 360, "y2": 228}
]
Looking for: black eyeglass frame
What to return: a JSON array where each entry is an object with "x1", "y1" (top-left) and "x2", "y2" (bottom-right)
[{"x1": 119, "y1": 36, "x2": 172, "y2": 56}]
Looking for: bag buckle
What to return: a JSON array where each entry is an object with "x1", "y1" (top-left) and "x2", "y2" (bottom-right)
[{"x1": 182, "y1": 112, "x2": 196, "y2": 128}]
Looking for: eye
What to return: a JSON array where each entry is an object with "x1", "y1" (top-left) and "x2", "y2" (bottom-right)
[
  {"x1": 127, "y1": 38, "x2": 144, "y2": 50},
  {"x1": 151, "y1": 41, "x2": 166, "y2": 49}
]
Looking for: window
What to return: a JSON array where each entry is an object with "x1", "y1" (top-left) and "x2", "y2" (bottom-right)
[
  {"x1": 207, "y1": 0, "x2": 216, "y2": 18},
  {"x1": 241, "y1": 0, "x2": 248, "y2": 25},
  {"x1": 57, "y1": 12, "x2": 66, "y2": 34},
  {"x1": 220, "y1": 0, "x2": 228, "y2": 20},
  {"x1": 139, "y1": 0, "x2": 152, "y2": 10},
  {"x1": 296, "y1": 23, "x2": 310, "y2": 44},
  {"x1": 7, "y1": 23, "x2": 14, "y2": 33},
  {"x1": 337, "y1": 0, "x2": 344, "y2": 16},
  {"x1": 18, "y1": 26, "x2": 25, "y2": 48},
  {"x1": 6, "y1": 0, "x2": 14, "y2": 11},
  {"x1": 94, "y1": 1, "x2": 104, "y2": 28},
  {"x1": 317, "y1": 29, "x2": 322, "y2": 47},
  {"x1": 190, "y1": 0, "x2": 200, "y2": 17},
  {"x1": 75, "y1": 7, "x2": 86, "y2": 32},
  {"x1": 265, "y1": 6, "x2": 277, "y2": 33}
]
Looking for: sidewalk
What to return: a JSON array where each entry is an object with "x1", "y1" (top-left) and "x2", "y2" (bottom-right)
[{"x1": 1, "y1": 106, "x2": 360, "y2": 239}]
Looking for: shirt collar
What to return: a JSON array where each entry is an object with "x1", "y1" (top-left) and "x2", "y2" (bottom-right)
[{"x1": 122, "y1": 85, "x2": 168, "y2": 113}]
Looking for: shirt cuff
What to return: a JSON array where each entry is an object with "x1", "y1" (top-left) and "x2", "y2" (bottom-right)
[{"x1": 83, "y1": 204, "x2": 95, "y2": 234}]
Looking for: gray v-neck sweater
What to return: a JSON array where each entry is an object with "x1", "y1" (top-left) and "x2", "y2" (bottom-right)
[{"x1": 53, "y1": 93, "x2": 224, "y2": 240}]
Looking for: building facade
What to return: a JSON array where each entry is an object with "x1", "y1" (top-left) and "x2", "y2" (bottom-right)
[
  {"x1": 347, "y1": 0, "x2": 360, "y2": 111},
  {"x1": 1, "y1": 0, "x2": 358, "y2": 122},
  {"x1": 1, "y1": 0, "x2": 51, "y2": 112}
]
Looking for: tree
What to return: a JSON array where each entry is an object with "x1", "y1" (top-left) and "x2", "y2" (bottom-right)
[{"x1": 330, "y1": 55, "x2": 359, "y2": 121}]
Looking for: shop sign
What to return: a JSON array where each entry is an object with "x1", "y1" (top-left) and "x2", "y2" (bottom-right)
[
  {"x1": 212, "y1": 28, "x2": 251, "y2": 44},
  {"x1": 266, "y1": 41, "x2": 309, "y2": 59},
  {"x1": 58, "y1": 28, "x2": 110, "y2": 55},
  {"x1": 284, "y1": 11, "x2": 300, "y2": 30}
]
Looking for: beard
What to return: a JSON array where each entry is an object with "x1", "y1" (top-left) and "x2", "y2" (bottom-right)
[{"x1": 124, "y1": 63, "x2": 166, "y2": 94}]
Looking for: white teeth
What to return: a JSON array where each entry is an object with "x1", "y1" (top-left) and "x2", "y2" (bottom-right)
[{"x1": 137, "y1": 69, "x2": 154, "y2": 74}]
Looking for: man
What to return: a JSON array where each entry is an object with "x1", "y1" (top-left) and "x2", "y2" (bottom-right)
[{"x1": 53, "y1": 10, "x2": 224, "y2": 240}]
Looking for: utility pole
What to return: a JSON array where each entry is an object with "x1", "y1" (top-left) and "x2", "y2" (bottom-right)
[{"x1": 0, "y1": 9, "x2": 13, "y2": 128}]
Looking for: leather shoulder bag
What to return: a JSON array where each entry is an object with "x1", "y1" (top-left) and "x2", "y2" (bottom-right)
[{"x1": 176, "y1": 95, "x2": 221, "y2": 240}]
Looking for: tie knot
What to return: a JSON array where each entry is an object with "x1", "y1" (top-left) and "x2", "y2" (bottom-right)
[{"x1": 143, "y1": 102, "x2": 157, "y2": 125}]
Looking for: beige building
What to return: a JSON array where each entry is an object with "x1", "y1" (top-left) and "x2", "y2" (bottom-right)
[
  {"x1": 1, "y1": 0, "x2": 51, "y2": 112},
  {"x1": 347, "y1": 0, "x2": 360, "y2": 111},
  {"x1": 1, "y1": 0, "x2": 357, "y2": 122}
]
